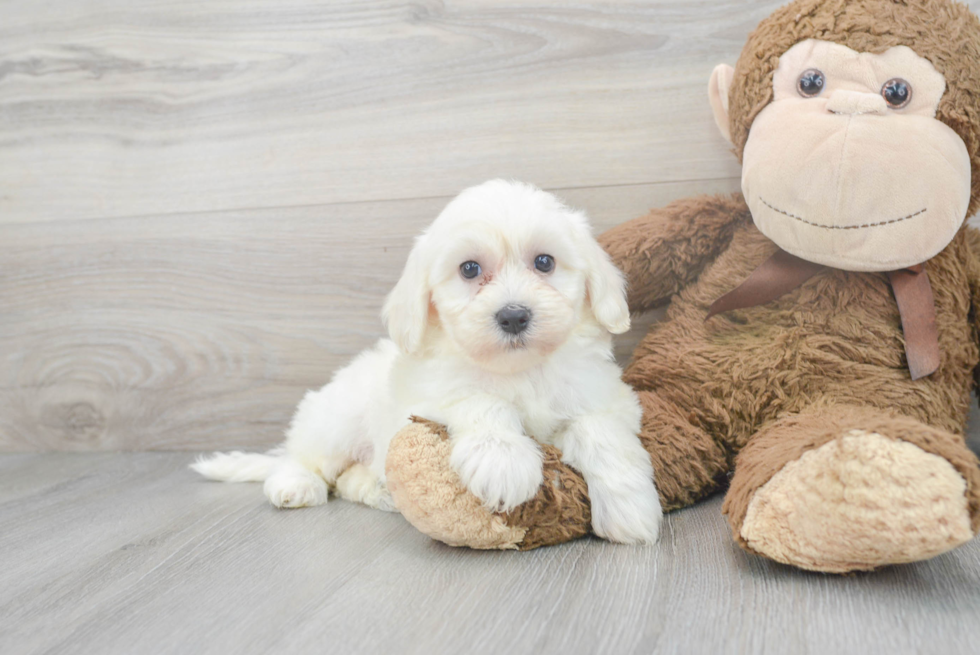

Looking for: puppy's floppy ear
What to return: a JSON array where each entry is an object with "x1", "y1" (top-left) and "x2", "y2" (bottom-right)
[
  {"x1": 382, "y1": 235, "x2": 431, "y2": 354},
  {"x1": 579, "y1": 226, "x2": 631, "y2": 334}
]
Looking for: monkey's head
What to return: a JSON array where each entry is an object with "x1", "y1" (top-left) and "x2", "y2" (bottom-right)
[{"x1": 710, "y1": 0, "x2": 980, "y2": 271}]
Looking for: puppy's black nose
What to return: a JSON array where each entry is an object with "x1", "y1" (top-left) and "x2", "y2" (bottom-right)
[{"x1": 496, "y1": 305, "x2": 531, "y2": 335}]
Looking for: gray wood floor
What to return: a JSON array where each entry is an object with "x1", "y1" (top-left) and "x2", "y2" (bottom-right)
[{"x1": 2, "y1": 452, "x2": 979, "y2": 655}]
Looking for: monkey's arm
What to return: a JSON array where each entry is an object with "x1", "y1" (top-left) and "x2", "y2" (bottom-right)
[{"x1": 598, "y1": 193, "x2": 751, "y2": 314}]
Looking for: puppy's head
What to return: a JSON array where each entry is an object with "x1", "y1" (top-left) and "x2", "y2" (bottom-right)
[{"x1": 383, "y1": 180, "x2": 629, "y2": 372}]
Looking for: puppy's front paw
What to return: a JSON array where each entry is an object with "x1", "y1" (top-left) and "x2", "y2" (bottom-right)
[
  {"x1": 264, "y1": 470, "x2": 328, "y2": 509},
  {"x1": 450, "y1": 433, "x2": 544, "y2": 513},
  {"x1": 589, "y1": 479, "x2": 663, "y2": 545}
]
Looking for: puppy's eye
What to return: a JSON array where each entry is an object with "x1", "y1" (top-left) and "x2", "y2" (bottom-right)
[
  {"x1": 881, "y1": 78, "x2": 912, "y2": 108},
  {"x1": 460, "y1": 261, "x2": 482, "y2": 279},
  {"x1": 534, "y1": 254, "x2": 555, "y2": 273},
  {"x1": 797, "y1": 69, "x2": 825, "y2": 97}
]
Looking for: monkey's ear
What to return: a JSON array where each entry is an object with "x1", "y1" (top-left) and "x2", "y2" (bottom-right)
[{"x1": 708, "y1": 64, "x2": 735, "y2": 145}]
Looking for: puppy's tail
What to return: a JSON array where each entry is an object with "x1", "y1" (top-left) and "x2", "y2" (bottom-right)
[{"x1": 190, "y1": 447, "x2": 285, "y2": 482}]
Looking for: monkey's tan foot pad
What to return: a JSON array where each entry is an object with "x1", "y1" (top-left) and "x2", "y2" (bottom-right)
[
  {"x1": 740, "y1": 430, "x2": 973, "y2": 573},
  {"x1": 385, "y1": 417, "x2": 593, "y2": 550}
]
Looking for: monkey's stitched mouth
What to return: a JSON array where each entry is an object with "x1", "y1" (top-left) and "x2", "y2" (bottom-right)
[{"x1": 758, "y1": 196, "x2": 926, "y2": 230}]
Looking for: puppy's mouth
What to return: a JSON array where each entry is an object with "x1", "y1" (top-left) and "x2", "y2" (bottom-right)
[{"x1": 504, "y1": 335, "x2": 529, "y2": 350}]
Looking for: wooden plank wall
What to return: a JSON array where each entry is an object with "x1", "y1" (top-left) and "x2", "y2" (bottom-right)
[{"x1": 2, "y1": 1, "x2": 977, "y2": 450}]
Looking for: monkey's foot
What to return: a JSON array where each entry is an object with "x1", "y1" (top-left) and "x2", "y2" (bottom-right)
[
  {"x1": 385, "y1": 418, "x2": 592, "y2": 550},
  {"x1": 739, "y1": 430, "x2": 974, "y2": 572}
]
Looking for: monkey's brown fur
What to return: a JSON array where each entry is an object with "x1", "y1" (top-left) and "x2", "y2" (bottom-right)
[
  {"x1": 385, "y1": 0, "x2": 980, "y2": 571},
  {"x1": 612, "y1": 197, "x2": 980, "y2": 531}
]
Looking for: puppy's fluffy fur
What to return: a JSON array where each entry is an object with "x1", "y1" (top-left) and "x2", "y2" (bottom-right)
[{"x1": 193, "y1": 180, "x2": 662, "y2": 544}]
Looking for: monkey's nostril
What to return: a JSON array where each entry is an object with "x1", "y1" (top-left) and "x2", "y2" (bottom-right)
[{"x1": 496, "y1": 305, "x2": 532, "y2": 335}]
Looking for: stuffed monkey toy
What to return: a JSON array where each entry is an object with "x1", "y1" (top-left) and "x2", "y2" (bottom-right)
[{"x1": 384, "y1": 0, "x2": 980, "y2": 573}]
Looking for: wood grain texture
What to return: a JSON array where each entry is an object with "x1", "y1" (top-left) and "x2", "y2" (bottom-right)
[
  {"x1": 0, "y1": 452, "x2": 978, "y2": 655},
  {"x1": 3, "y1": 0, "x2": 980, "y2": 452},
  {"x1": 0, "y1": 0, "x2": 765, "y2": 224},
  {"x1": 0, "y1": 178, "x2": 738, "y2": 451}
]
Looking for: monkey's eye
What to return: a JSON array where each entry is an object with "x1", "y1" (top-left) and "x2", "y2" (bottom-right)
[
  {"x1": 460, "y1": 261, "x2": 482, "y2": 279},
  {"x1": 797, "y1": 69, "x2": 825, "y2": 97},
  {"x1": 534, "y1": 254, "x2": 555, "y2": 273},
  {"x1": 881, "y1": 78, "x2": 912, "y2": 108}
]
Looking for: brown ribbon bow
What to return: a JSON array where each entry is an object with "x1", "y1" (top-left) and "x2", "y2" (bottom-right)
[{"x1": 706, "y1": 249, "x2": 940, "y2": 380}]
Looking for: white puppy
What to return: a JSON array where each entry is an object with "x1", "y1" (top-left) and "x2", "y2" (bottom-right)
[{"x1": 193, "y1": 179, "x2": 662, "y2": 544}]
